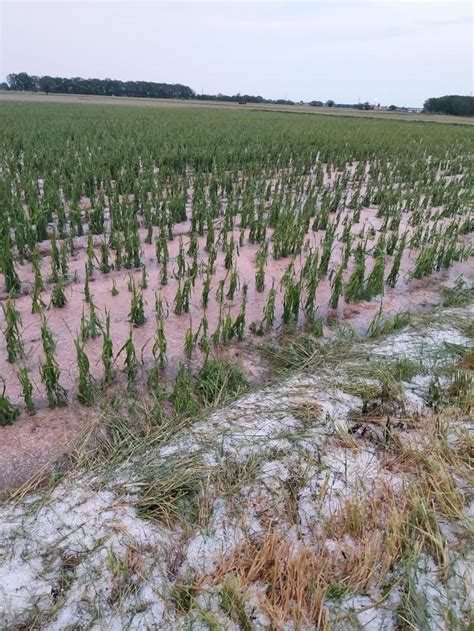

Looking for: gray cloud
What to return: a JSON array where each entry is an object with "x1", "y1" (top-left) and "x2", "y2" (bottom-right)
[{"x1": 1, "y1": 1, "x2": 472, "y2": 107}]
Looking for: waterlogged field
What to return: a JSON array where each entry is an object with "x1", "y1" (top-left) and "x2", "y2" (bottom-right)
[
  {"x1": 0, "y1": 101, "x2": 474, "y2": 630},
  {"x1": 0, "y1": 102, "x2": 473, "y2": 479}
]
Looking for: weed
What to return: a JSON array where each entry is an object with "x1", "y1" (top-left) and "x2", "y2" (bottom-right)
[{"x1": 195, "y1": 357, "x2": 248, "y2": 407}]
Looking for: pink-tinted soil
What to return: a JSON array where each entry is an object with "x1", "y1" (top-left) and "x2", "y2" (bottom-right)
[
  {"x1": 0, "y1": 403, "x2": 88, "y2": 495},
  {"x1": 0, "y1": 168, "x2": 472, "y2": 495},
  {"x1": 2, "y1": 211, "x2": 471, "y2": 406}
]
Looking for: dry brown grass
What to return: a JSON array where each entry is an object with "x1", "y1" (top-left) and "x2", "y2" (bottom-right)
[
  {"x1": 289, "y1": 401, "x2": 323, "y2": 427},
  {"x1": 383, "y1": 416, "x2": 472, "y2": 522},
  {"x1": 457, "y1": 347, "x2": 474, "y2": 371},
  {"x1": 208, "y1": 510, "x2": 408, "y2": 628},
  {"x1": 211, "y1": 531, "x2": 329, "y2": 628},
  {"x1": 333, "y1": 422, "x2": 360, "y2": 450},
  {"x1": 205, "y1": 438, "x2": 471, "y2": 629},
  {"x1": 325, "y1": 488, "x2": 411, "y2": 586},
  {"x1": 206, "y1": 485, "x2": 406, "y2": 626}
]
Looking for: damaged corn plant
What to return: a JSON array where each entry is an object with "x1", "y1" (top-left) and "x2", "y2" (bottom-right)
[
  {"x1": 0, "y1": 99, "x2": 472, "y2": 628},
  {"x1": 1, "y1": 103, "x2": 471, "y2": 414}
]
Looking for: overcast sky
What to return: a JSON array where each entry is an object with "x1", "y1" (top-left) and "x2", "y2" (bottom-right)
[{"x1": 1, "y1": 1, "x2": 472, "y2": 106}]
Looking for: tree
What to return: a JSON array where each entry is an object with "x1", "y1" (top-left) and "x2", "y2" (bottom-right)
[
  {"x1": 309, "y1": 100, "x2": 323, "y2": 107},
  {"x1": 326, "y1": 99, "x2": 335, "y2": 107},
  {"x1": 38, "y1": 75, "x2": 54, "y2": 94},
  {"x1": 7, "y1": 72, "x2": 37, "y2": 91},
  {"x1": 5, "y1": 71, "x2": 196, "y2": 100},
  {"x1": 423, "y1": 95, "x2": 474, "y2": 117}
]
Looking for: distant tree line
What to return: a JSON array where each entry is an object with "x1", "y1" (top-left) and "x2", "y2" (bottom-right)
[
  {"x1": 309, "y1": 100, "x2": 376, "y2": 110},
  {"x1": 7, "y1": 73, "x2": 470, "y2": 116},
  {"x1": 2, "y1": 72, "x2": 296, "y2": 105},
  {"x1": 196, "y1": 93, "x2": 295, "y2": 105},
  {"x1": 423, "y1": 95, "x2": 474, "y2": 117},
  {"x1": 5, "y1": 72, "x2": 195, "y2": 100}
]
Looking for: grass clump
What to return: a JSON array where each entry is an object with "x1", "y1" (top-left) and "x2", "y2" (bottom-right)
[
  {"x1": 170, "y1": 362, "x2": 200, "y2": 417},
  {"x1": 170, "y1": 357, "x2": 248, "y2": 416},
  {"x1": 441, "y1": 276, "x2": 473, "y2": 307},
  {"x1": 133, "y1": 453, "x2": 206, "y2": 526},
  {"x1": 367, "y1": 307, "x2": 411, "y2": 338},
  {"x1": 219, "y1": 576, "x2": 253, "y2": 631},
  {"x1": 195, "y1": 357, "x2": 249, "y2": 407},
  {"x1": 389, "y1": 357, "x2": 424, "y2": 382},
  {"x1": 170, "y1": 581, "x2": 199, "y2": 614}
]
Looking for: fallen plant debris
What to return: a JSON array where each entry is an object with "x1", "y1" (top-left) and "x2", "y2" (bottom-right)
[
  {"x1": 0, "y1": 302, "x2": 472, "y2": 629},
  {"x1": 0, "y1": 99, "x2": 472, "y2": 630}
]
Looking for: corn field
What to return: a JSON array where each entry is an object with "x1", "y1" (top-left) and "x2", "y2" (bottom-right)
[{"x1": 0, "y1": 102, "x2": 472, "y2": 418}]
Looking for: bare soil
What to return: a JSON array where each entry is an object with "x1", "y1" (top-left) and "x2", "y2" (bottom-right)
[{"x1": 0, "y1": 175, "x2": 472, "y2": 495}]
